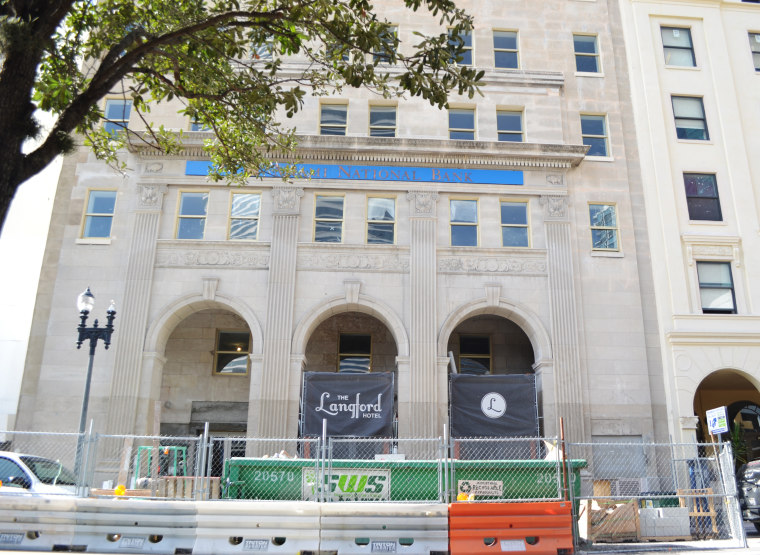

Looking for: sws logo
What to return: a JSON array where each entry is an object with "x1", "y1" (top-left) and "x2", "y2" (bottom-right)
[{"x1": 302, "y1": 469, "x2": 391, "y2": 501}]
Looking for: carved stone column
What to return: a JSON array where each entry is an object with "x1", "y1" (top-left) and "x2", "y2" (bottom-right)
[
  {"x1": 250, "y1": 186, "x2": 303, "y2": 438},
  {"x1": 540, "y1": 194, "x2": 587, "y2": 443},
  {"x1": 406, "y1": 190, "x2": 440, "y2": 438},
  {"x1": 105, "y1": 184, "x2": 167, "y2": 434}
]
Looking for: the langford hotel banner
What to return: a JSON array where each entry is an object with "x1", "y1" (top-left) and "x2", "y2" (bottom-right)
[{"x1": 301, "y1": 372, "x2": 395, "y2": 437}]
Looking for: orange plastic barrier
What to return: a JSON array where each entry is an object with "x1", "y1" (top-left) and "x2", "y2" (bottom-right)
[{"x1": 449, "y1": 501, "x2": 574, "y2": 555}]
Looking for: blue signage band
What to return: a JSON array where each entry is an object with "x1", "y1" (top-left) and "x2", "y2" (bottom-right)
[{"x1": 185, "y1": 161, "x2": 523, "y2": 186}]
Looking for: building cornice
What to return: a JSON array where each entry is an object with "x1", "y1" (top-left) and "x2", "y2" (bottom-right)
[{"x1": 130, "y1": 134, "x2": 588, "y2": 170}]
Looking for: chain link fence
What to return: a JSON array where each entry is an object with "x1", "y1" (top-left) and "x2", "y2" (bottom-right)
[
  {"x1": 568, "y1": 441, "x2": 744, "y2": 546},
  {"x1": 0, "y1": 429, "x2": 748, "y2": 546}
]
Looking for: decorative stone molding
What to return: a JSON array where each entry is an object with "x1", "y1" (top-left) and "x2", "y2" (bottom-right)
[
  {"x1": 156, "y1": 246, "x2": 270, "y2": 268},
  {"x1": 271, "y1": 186, "x2": 304, "y2": 214},
  {"x1": 485, "y1": 283, "x2": 501, "y2": 306},
  {"x1": 407, "y1": 190, "x2": 439, "y2": 216},
  {"x1": 680, "y1": 416, "x2": 700, "y2": 430},
  {"x1": 202, "y1": 277, "x2": 219, "y2": 301},
  {"x1": 137, "y1": 183, "x2": 167, "y2": 211},
  {"x1": 539, "y1": 195, "x2": 568, "y2": 220},
  {"x1": 298, "y1": 251, "x2": 410, "y2": 272},
  {"x1": 144, "y1": 162, "x2": 164, "y2": 174},
  {"x1": 344, "y1": 279, "x2": 362, "y2": 304},
  {"x1": 546, "y1": 174, "x2": 564, "y2": 186},
  {"x1": 438, "y1": 254, "x2": 547, "y2": 275}
]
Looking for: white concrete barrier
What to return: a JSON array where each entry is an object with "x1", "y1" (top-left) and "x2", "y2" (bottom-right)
[
  {"x1": 0, "y1": 495, "x2": 77, "y2": 552},
  {"x1": 319, "y1": 503, "x2": 449, "y2": 554},
  {"x1": 193, "y1": 500, "x2": 321, "y2": 554}
]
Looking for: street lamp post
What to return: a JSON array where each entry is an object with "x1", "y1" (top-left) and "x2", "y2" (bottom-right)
[{"x1": 74, "y1": 287, "x2": 116, "y2": 488}]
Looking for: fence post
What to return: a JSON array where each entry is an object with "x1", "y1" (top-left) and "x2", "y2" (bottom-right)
[{"x1": 194, "y1": 423, "x2": 209, "y2": 500}]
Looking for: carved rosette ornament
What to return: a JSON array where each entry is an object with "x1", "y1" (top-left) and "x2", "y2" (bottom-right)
[
  {"x1": 407, "y1": 190, "x2": 439, "y2": 216},
  {"x1": 539, "y1": 195, "x2": 568, "y2": 221},
  {"x1": 272, "y1": 186, "x2": 304, "y2": 214},
  {"x1": 137, "y1": 184, "x2": 167, "y2": 211}
]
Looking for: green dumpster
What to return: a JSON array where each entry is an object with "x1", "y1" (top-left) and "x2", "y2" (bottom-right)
[{"x1": 222, "y1": 457, "x2": 586, "y2": 502}]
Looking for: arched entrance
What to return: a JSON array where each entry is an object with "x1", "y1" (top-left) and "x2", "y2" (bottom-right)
[{"x1": 694, "y1": 370, "x2": 760, "y2": 463}]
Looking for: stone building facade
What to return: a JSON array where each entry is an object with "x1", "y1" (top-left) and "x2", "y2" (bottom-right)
[{"x1": 15, "y1": 0, "x2": 667, "y2": 448}]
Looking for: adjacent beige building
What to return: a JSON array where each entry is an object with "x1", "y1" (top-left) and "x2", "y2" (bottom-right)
[
  {"x1": 619, "y1": 0, "x2": 760, "y2": 450},
  {"x1": 15, "y1": 1, "x2": 668, "y2": 453}
]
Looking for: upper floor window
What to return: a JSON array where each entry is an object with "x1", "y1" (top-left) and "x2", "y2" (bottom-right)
[
  {"x1": 229, "y1": 192, "x2": 261, "y2": 240},
  {"x1": 450, "y1": 199, "x2": 478, "y2": 246},
  {"x1": 459, "y1": 335, "x2": 491, "y2": 375},
  {"x1": 493, "y1": 30, "x2": 519, "y2": 69},
  {"x1": 373, "y1": 25, "x2": 397, "y2": 64},
  {"x1": 589, "y1": 203, "x2": 619, "y2": 251},
  {"x1": 252, "y1": 38, "x2": 274, "y2": 61},
  {"x1": 190, "y1": 119, "x2": 210, "y2": 131},
  {"x1": 214, "y1": 330, "x2": 251, "y2": 375},
  {"x1": 683, "y1": 173, "x2": 722, "y2": 221},
  {"x1": 500, "y1": 200, "x2": 529, "y2": 247},
  {"x1": 750, "y1": 32, "x2": 760, "y2": 71},
  {"x1": 449, "y1": 108, "x2": 475, "y2": 140},
  {"x1": 367, "y1": 197, "x2": 395, "y2": 244},
  {"x1": 661, "y1": 27, "x2": 695, "y2": 67},
  {"x1": 580, "y1": 114, "x2": 609, "y2": 157},
  {"x1": 448, "y1": 29, "x2": 473, "y2": 65},
  {"x1": 497, "y1": 110, "x2": 523, "y2": 142},
  {"x1": 314, "y1": 195, "x2": 343, "y2": 242},
  {"x1": 176, "y1": 192, "x2": 208, "y2": 240},
  {"x1": 339, "y1": 334, "x2": 372, "y2": 373},
  {"x1": 320, "y1": 103, "x2": 347, "y2": 136},
  {"x1": 103, "y1": 99, "x2": 132, "y2": 134},
  {"x1": 672, "y1": 96, "x2": 709, "y2": 140},
  {"x1": 82, "y1": 190, "x2": 117, "y2": 238},
  {"x1": 573, "y1": 34, "x2": 600, "y2": 73},
  {"x1": 369, "y1": 105, "x2": 397, "y2": 137},
  {"x1": 697, "y1": 262, "x2": 736, "y2": 314}
]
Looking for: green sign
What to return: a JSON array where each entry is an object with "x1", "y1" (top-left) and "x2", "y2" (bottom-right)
[{"x1": 302, "y1": 468, "x2": 390, "y2": 501}]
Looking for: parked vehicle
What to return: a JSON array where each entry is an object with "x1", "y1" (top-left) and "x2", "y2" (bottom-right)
[
  {"x1": 0, "y1": 451, "x2": 77, "y2": 495},
  {"x1": 737, "y1": 459, "x2": 760, "y2": 532}
]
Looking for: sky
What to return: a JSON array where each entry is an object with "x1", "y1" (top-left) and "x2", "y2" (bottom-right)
[{"x1": 0, "y1": 154, "x2": 59, "y2": 430}]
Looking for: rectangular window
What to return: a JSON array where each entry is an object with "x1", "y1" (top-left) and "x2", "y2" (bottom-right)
[
  {"x1": 581, "y1": 114, "x2": 609, "y2": 157},
  {"x1": 339, "y1": 334, "x2": 371, "y2": 373},
  {"x1": 497, "y1": 110, "x2": 523, "y2": 142},
  {"x1": 750, "y1": 32, "x2": 760, "y2": 71},
  {"x1": 450, "y1": 199, "x2": 478, "y2": 246},
  {"x1": 373, "y1": 25, "x2": 397, "y2": 64},
  {"x1": 82, "y1": 190, "x2": 117, "y2": 238},
  {"x1": 459, "y1": 335, "x2": 491, "y2": 375},
  {"x1": 214, "y1": 330, "x2": 251, "y2": 375},
  {"x1": 500, "y1": 201, "x2": 529, "y2": 247},
  {"x1": 367, "y1": 197, "x2": 395, "y2": 244},
  {"x1": 104, "y1": 99, "x2": 132, "y2": 134},
  {"x1": 661, "y1": 27, "x2": 696, "y2": 67},
  {"x1": 229, "y1": 192, "x2": 261, "y2": 240},
  {"x1": 574, "y1": 34, "x2": 600, "y2": 73},
  {"x1": 697, "y1": 262, "x2": 736, "y2": 314},
  {"x1": 589, "y1": 203, "x2": 619, "y2": 250},
  {"x1": 315, "y1": 195, "x2": 344, "y2": 242},
  {"x1": 449, "y1": 108, "x2": 475, "y2": 140},
  {"x1": 320, "y1": 103, "x2": 347, "y2": 136},
  {"x1": 252, "y1": 38, "x2": 273, "y2": 60},
  {"x1": 493, "y1": 30, "x2": 519, "y2": 69},
  {"x1": 683, "y1": 173, "x2": 722, "y2": 221},
  {"x1": 448, "y1": 29, "x2": 473, "y2": 65},
  {"x1": 672, "y1": 96, "x2": 709, "y2": 140},
  {"x1": 176, "y1": 192, "x2": 208, "y2": 239},
  {"x1": 369, "y1": 105, "x2": 397, "y2": 137},
  {"x1": 190, "y1": 119, "x2": 210, "y2": 131}
]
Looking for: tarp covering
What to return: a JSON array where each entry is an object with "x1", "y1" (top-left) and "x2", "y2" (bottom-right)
[
  {"x1": 302, "y1": 372, "x2": 394, "y2": 437},
  {"x1": 450, "y1": 374, "x2": 538, "y2": 437}
]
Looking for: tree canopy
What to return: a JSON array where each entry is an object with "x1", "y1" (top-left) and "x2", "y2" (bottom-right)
[{"x1": 0, "y1": 0, "x2": 482, "y2": 227}]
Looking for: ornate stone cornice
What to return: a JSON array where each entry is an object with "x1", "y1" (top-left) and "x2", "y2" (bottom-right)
[
  {"x1": 539, "y1": 194, "x2": 569, "y2": 221},
  {"x1": 407, "y1": 190, "x2": 439, "y2": 216},
  {"x1": 155, "y1": 241, "x2": 270, "y2": 268},
  {"x1": 137, "y1": 183, "x2": 167, "y2": 211},
  {"x1": 130, "y1": 133, "x2": 587, "y2": 170},
  {"x1": 271, "y1": 186, "x2": 304, "y2": 215}
]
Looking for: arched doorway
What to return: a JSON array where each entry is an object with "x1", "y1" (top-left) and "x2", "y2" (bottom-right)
[{"x1": 694, "y1": 370, "x2": 760, "y2": 463}]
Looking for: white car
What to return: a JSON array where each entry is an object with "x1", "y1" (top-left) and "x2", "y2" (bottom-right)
[{"x1": 0, "y1": 451, "x2": 77, "y2": 495}]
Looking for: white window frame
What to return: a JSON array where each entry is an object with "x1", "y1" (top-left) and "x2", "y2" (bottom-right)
[
  {"x1": 80, "y1": 189, "x2": 117, "y2": 242},
  {"x1": 448, "y1": 28, "x2": 473, "y2": 66},
  {"x1": 588, "y1": 202, "x2": 620, "y2": 251},
  {"x1": 366, "y1": 196, "x2": 396, "y2": 245},
  {"x1": 228, "y1": 191, "x2": 261, "y2": 240},
  {"x1": 500, "y1": 199, "x2": 530, "y2": 248},
  {"x1": 496, "y1": 109, "x2": 524, "y2": 142},
  {"x1": 314, "y1": 194, "x2": 345, "y2": 243},
  {"x1": 580, "y1": 113, "x2": 610, "y2": 158},
  {"x1": 493, "y1": 29, "x2": 519, "y2": 69},
  {"x1": 449, "y1": 107, "x2": 476, "y2": 140},
  {"x1": 103, "y1": 98, "x2": 132, "y2": 134},
  {"x1": 573, "y1": 33, "x2": 601, "y2": 74},
  {"x1": 176, "y1": 191, "x2": 209, "y2": 240},
  {"x1": 368, "y1": 104, "x2": 397, "y2": 137},
  {"x1": 320, "y1": 102, "x2": 348, "y2": 136},
  {"x1": 450, "y1": 198, "x2": 479, "y2": 247}
]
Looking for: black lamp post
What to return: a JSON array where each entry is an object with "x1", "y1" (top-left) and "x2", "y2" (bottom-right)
[{"x1": 74, "y1": 287, "x2": 116, "y2": 486}]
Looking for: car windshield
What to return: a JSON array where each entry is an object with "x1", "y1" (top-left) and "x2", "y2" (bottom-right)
[{"x1": 20, "y1": 456, "x2": 77, "y2": 485}]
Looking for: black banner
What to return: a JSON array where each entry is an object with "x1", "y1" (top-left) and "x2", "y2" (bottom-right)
[
  {"x1": 302, "y1": 372, "x2": 394, "y2": 437},
  {"x1": 450, "y1": 374, "x2": 538, "y2": 437}
]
